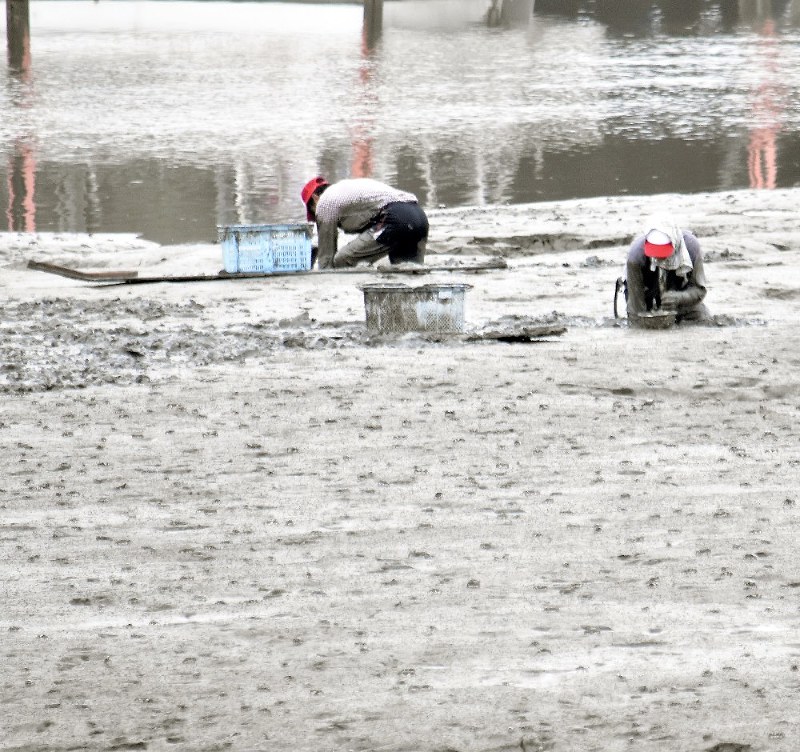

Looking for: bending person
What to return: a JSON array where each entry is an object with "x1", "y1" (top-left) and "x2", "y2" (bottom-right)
[
  {"x1": 301, "y1": 176, "x2": 428, "y2": 269},
  {"x1": 625, "y1": 220, "x2": 709, "y2": 325}
]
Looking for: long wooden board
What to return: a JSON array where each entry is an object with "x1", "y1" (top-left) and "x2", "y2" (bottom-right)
[
  {"x1": 27, "y1": 260, "x2": 140, "y2": 281},
  {"x1": 27, "y1": 258, "x2": 507, "y2": 284}
]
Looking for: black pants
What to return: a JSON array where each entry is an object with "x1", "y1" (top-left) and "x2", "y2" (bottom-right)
[{"x1": 377, "y1": 201, "x2": 429, "y2": 263}]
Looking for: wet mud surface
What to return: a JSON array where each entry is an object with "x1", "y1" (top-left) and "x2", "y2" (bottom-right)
[
  {"x1": 2, "y1": 189, "x2": 800, "y2": 751},
  {"x1": 2, "y1": 329, "x2": 800, "y2": 752},
  {"x1": 0, "y1": 295, "x2": 759, "y2": 394}
]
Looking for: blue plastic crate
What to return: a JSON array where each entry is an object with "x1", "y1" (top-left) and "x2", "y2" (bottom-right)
[{"x1": 218, "y1": 223, "x2": 312, "y2": 274}]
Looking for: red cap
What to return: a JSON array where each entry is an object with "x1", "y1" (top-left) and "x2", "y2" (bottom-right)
[
  {"x1": 644, "y1": 229, "x2": 674, "y2": 259},
  {"x1": 301, "y1": 176, "x2": 329, "y2": 221}
]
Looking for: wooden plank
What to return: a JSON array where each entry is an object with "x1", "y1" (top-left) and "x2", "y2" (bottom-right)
[
  {"x1": 27, "y1": 258, "x2": 508, "y2": 285},
  {"x1": 27, "y1": 260, "x2": 139, "y2": 281}
]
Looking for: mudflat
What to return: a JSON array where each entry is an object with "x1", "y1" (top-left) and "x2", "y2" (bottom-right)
[{"x1": 2, "y1": 189, "x2": 799, "y2": 752}]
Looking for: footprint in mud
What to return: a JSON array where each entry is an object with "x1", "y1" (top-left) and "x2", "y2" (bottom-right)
[
  {"x1": 761, "y1": 287, "x2": 800, "y2": 300},
  {"x1": 106, "y1": 738, "x2": 148, "y2": 750}
]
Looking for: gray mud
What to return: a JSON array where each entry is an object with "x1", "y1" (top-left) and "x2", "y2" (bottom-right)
[{"x1": 2, "y1": 189, "x2": 800, "y2": 751}]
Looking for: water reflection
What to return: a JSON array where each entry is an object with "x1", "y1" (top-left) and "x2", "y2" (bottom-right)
[
  {"x1": 536, "y1": 0, "x2": 799, "y2": 32},
  {"x1": 382, "y1": 0, "x2": 532, "y2": 30},
  {"x1": 2, "y1": 1, "x2": 800, "y2": 245},
  {"x1": 6, "y1": 139, "x2": 36, "y2": 232},
  {"x1": 352, "y1": 1, "x2": 381, "y2": 178},
  {"x1": 747, "y1": 18, "x2": 783, "y2": 189},
  {"x1": 5, "y1": 1, "x2": 36, "y2": 232},
  {"x1": 484, "y1": 0, "x2": 534, "y2": 28}
]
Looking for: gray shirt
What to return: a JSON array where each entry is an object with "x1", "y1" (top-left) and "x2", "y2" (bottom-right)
[{"x1": 314, "y1": 179, "x2": 417, "y2": 269}]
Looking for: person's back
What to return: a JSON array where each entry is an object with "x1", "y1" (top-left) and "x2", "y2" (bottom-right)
[{"x1": 315, "y1": 179, "x2": 416, "y2": 234}]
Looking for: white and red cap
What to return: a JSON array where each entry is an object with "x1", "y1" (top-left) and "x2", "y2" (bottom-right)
[{"x1": 644, "y1": 229, "x2": 674, "y2": 259}]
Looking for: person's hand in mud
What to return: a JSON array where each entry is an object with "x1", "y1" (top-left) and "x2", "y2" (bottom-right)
[{"x1": 659, "y1": 290, "x2": 682, "y2": 310}]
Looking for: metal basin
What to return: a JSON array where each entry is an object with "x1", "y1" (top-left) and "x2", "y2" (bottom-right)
[{"x1": 633, "y1": 311, "x2": 677, "y2": 330}]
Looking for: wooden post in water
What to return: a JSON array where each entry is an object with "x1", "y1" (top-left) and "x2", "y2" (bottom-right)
[
  {"x1": 6, "y1": 0, "x2": 31, "y2": 71},
  {"x1": 363, "y1": 0, "x2": 383, "y2": 51},
  {"x1": 6, "y1": 0, "x2": 35, "y2": 231}
]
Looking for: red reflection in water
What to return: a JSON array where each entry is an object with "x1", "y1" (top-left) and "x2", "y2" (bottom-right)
[
  {"x1": 6, "y1": 2, "x2": 37, "y2": 230},
  {"x1": 6, "y1": 142, "x2": 37, "y2": 232},
  {"x1": 351, "y1": 4, "x2": 381, "y2": 178},
  {"x1": 748, "y1": 129, "x2": 777, "y2": 190},
  {"x1": 747, "y1": 20, "x2": 781, "y2": 190},
  {"x1": 351, "y1": 34, "x2": 374, "y2": 177}
]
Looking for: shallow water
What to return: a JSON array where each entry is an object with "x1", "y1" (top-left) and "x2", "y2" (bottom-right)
[{"x1": 2, "y1": 0, "x2": 800, "y2": 244}]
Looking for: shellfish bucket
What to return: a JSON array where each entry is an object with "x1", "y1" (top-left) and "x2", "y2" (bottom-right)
[{"x1": 361, "y1": 283, "x2": 471, "y2": 334}]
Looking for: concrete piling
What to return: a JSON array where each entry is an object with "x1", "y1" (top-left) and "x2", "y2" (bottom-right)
[{"x1": 6, "y1": 0, "x2": 31, "y2": 71}]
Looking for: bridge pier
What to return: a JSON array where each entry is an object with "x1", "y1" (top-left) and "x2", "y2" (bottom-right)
[
  {"x1": 6, "y1": 0, "x2": 31, "y2": 71},
  {"x1": 363, "y1": 0, "x2": 383, "y2": 50}
]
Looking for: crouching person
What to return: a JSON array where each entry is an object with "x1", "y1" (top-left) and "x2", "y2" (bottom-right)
[
  {"x1": 625, "y1": 221, "x2": 710, "y2": 326},
  {"x1": 301, "y1": 176, "x2": 428, "y2": 270}
]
